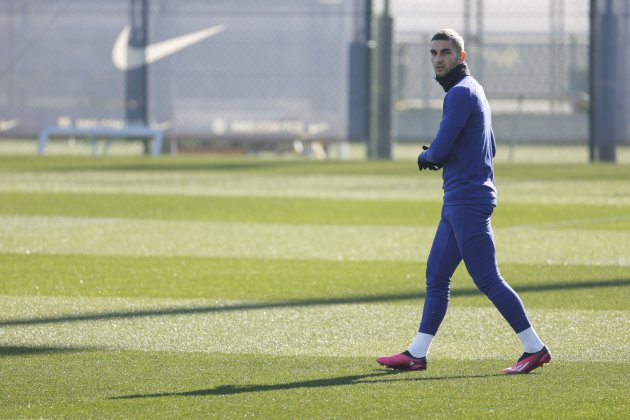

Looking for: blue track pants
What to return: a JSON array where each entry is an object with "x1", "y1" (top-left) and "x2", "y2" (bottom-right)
[{"x1": 418, "y1": 205, "x2": 532, "y2": 335}]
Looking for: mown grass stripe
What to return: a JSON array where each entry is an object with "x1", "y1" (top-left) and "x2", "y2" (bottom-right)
[
  {"x1": 2, "y1": 155, "x2": 630, "y2": 180},
  {"x1": 1, "y1": 295, "x2": 628, "y2": 362},
  {"x1": 0, "y1": 350, "x2": 627, "y2": 419},
  {"x1": 2, "y1": 216, "x2": 629, "y2": 266},
  {"x1": 5, "y1": 170, "x2": 630, "y2": 206},
  {"x1": 3, "y1": 191, "x2": 630, "y2": 228},
  {"x1": 2, "y1": 253, "x2": 629, "y2": 310}
]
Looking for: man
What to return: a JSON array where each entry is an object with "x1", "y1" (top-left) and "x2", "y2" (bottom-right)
[{"x1": 377, "y1": 29, "x2": 550, "y2": 374}]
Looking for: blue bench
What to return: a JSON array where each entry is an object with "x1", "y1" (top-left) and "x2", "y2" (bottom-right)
[{"x1": 38, "y1": 126, "x2": 164, "y2": 156}]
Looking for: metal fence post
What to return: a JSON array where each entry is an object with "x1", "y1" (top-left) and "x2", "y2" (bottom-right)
[
  {"x1": 126, "y1": 0, "x2": 149, "y2": 154},
  {"x1": 368, "y1": 0, "x2": 393, "y2": 160},
  {"x1": 590, "y1": 0, "x2": 629, "y2": 163}
]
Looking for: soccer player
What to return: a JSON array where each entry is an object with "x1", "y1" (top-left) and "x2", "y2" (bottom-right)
[{"x1": 376, "y1": 29, "x2": 551, "y2": 374}]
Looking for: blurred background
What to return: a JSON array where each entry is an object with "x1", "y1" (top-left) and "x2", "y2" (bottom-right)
[{"x1": 0, "y1": 0, "x2": 628, "y2": 162}]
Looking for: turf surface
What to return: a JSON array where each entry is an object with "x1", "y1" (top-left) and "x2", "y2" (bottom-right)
[{"x1": 1, "y1": 155, "x2": 629, "y2": 418}]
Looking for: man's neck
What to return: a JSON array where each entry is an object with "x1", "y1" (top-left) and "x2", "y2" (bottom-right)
[{"x1": 435, "y1": 62, "x2": 470, "y2": 92}]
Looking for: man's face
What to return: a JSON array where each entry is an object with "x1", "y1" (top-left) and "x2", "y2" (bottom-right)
[{"x1": 430, "y1": 40, "x2": 466, "y2": 77}]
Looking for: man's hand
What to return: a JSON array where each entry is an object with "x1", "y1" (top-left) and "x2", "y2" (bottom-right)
[{"x1": 418, "y1": 145, "x2": 443, "y2": 171}]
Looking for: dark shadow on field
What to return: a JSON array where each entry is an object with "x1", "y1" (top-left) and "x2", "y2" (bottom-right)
[
  {"x1": 480, "y1": 278, "x2": 630, "y2": 298},
  {"x1": 0, "y1": 345, "x2": 91, "y2": 356},
  {"x1": 111, "y1": 370, "x2": 501, "y2": 400},
  {"x1": 1, "y1": 278, "x2": 628, "y2": 327}
]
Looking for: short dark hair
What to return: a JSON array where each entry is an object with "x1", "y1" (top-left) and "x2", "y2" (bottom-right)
[{"x1": 431, "y1": 28, "x2": 465, "y2": 54}]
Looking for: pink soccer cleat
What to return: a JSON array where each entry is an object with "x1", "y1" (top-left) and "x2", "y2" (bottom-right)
[
  {"x1": 502, "y1": 346, "x2": 552, "y2": 374},
  {"x1": 376, "y1": 351, "x2": 427, "y2": 371}
]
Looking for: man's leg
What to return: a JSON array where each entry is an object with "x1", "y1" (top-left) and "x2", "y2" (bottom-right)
[
  {"x1": 445, "y1": 205, "x2": 550, "y2": 373},
  {"x1": 419, "y1": 214, "x2": 462, "y2": 335},
  {"x1": 377, "y1": 211, "x2": 461, "y2": 370},
  {"x1": 448, "y1": 205, "x2": 533, "y2": 334},
  {"x1": 408, "y1": 212, "x2": 462, "y2": 358}
]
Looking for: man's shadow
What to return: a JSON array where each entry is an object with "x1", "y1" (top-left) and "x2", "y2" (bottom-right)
[{"x1": 112, "y1": 370, "x2": 500, "y2": 400}]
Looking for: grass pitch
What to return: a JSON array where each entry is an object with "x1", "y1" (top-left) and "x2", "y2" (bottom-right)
[{"x1": 0, "y1": 155, "x2": 629, "y2": 418}]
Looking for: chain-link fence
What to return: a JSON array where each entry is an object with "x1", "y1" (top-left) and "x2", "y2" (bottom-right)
[
  {"x1": 1, "y1": 0, "x2": 624, "y2": 161},
  {"x1": 388, "y1": 0, "x2": 592, "y2": 162}
]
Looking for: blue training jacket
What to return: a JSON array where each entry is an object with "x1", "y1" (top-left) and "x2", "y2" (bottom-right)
[{"x1": 419, "y1": 74, "x2": 497, "y2": 206}]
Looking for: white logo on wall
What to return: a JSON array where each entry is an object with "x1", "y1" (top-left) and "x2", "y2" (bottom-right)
[
  {"x1": 211, "y1": 119, "x2": 228, "y2": 135},
  {"x1": 0, "y1": 119, "x2": 19, "y2": 132},
  {"x1": 112, "y1": 25, "x2": 226, "y2": 70},
  {"x1": 210, "y1": 119, "x2": 329, "y2": 137}
]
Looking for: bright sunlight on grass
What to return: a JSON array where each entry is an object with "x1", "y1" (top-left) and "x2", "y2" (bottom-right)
[{"x1": 1, "y1": 155, "x2": 629, "y2": 418}]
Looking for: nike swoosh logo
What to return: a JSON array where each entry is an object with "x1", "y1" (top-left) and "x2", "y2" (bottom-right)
[
  {"x1": 0, "y1": 119, "x2": 19, "y2": 131},
  {"x1": 112, "y1": 25, "x2": 225, "y2": 70}
]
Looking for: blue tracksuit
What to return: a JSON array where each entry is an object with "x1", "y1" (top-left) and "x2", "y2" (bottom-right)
[{"x1": 418, "y1": 73, "x2": 532, "y2": 336}]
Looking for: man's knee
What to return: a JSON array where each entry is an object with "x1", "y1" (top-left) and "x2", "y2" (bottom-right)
[
  {"x1": 425, "y1": 271, "x2": 451, "y2": 300},
  {"x1": 472, "y1": 271, "x2": 505, "y2": 298}
]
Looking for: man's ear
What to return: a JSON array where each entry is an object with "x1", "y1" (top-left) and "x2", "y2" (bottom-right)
[{"x1": 459, "y1": 51, "x2": 467, "y2": 63}]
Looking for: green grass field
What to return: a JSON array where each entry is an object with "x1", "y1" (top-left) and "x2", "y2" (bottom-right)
[{"x1": 1, "y1": 155, "x2": 629, "y2": 418}]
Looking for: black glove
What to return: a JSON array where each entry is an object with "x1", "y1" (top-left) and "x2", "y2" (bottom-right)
[{"x1": 418, "y1": 145, "x2": 442, "y2": 171}]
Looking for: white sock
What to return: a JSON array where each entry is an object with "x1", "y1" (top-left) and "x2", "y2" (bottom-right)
[
  {"x1": 517, "y1": 327, "x2": 545, "y2": 353},
  {"x1": 407, "y1": 332, "x2": 435, "y2": 358}
]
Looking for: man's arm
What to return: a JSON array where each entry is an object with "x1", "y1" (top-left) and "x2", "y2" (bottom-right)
[
  {"x1": 419, "y1": 86, "x2": 472, "y2": 165},
  {"x1": 418, "y1": 145, "x2": 442, "y2": 171}
]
